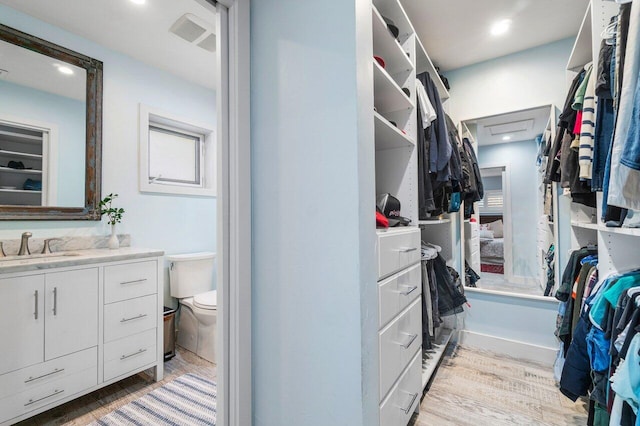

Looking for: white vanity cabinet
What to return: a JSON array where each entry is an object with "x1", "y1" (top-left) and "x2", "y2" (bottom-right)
[{"x1": 0, "y1": 249, "x2": 163, "y2": 426}]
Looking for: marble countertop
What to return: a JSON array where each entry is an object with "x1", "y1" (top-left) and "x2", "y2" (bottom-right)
[{"x1": 0, "y1": 247, "x2": 165, "y2": 274}]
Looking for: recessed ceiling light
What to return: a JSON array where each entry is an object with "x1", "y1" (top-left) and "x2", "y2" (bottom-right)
[
  {"x1": 502, "y1": 135, "x2": 512, "y2": 141},
  {"x1": 130, "y1": 0, "x2": 146, "y2": 4},
  {"x1": 491, "y1": 19, "x2": 512, "y2": 36},
  {"x1": 53, "y1": 64, "x2": 74, "y2": 75}
]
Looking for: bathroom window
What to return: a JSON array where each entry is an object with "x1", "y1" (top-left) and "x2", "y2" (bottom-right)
[{"x1": 139, "y1": 104, "x2": 216, "y2": 196}]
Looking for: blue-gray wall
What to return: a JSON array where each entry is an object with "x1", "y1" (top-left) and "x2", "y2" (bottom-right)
[
  {"x1": 0, "y1": 5, "x2": 217, "y2": 303},
  {"x1": 251, "y1": 0, "x2": 378, "y2": 424}
]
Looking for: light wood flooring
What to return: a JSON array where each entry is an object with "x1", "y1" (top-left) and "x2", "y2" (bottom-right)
[
  {"x1": 15, "y1": 347, "x2": 216, "y2": 426},
  {"x1": 411, "y1": 345, "x2": 588, "y2": 426}
]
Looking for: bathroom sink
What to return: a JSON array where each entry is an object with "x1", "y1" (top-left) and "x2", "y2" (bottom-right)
[{"x1": 0, "y1": 252, "x2": 81, "y2": 262}]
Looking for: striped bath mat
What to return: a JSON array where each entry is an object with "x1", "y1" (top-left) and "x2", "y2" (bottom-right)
[{"x1": 92, "y1": 374, "x2": 216, "y2": 425}]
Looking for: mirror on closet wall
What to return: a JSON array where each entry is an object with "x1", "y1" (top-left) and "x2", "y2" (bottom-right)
[{"x1": 462, "y1": 105, "x2": 564, "y2": 297}]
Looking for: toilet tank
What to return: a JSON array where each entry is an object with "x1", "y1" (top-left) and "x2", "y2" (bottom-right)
[{"x1": 167, "y1": 252, "x2": 216, "y2": 298}]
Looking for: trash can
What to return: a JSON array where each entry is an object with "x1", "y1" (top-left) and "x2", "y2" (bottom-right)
[{"x1": 163, "y1": 306, "x2": 177, "y2": 361}]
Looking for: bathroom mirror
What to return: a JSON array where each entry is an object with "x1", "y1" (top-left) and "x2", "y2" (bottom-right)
[{"x1": 0, "y1": 24, "x2": 102, "y2": 220}]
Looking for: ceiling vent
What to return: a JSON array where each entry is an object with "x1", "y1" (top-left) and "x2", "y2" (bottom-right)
[
  {"x1": 486, "y1": 119, "x2": 533, "y2": 136},
  {"x1": 170, "y1": 13, "x2": 216, "y2": 52}
]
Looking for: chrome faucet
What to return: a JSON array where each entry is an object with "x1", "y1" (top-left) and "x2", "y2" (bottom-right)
[
  {"x1": 18, "y1": 232, "x2": 32, "y2": 256},
  {"x1": 41, "y1": 238, "x2": 62, "y2": 254}
]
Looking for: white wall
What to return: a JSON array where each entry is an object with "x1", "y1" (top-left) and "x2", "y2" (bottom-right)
[
  {"x1": 445, "y1": 38, "x2": 574, "y2": 123},
  {"x1": 251, "y1": 0, "x2": 378, "y2": 424},
  {"x1": 479, "y1": 140, "x2": 539, "y2": 279},
  {"x1": 0, "y1": 5, "x2": 217, "y2": 305}
]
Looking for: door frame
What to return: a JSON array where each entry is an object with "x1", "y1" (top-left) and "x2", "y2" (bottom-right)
[
  {"x1": 479, "y1": 164, "x2": 514, "y2": 282},
  {"x1": 199, "y1": 0, "x2": 251, "y2": 425}
]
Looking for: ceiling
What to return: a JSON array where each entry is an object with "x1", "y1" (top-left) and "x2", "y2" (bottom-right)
[
  {"x1": 465, "y1": 105, "x2": 551, "y2": 146},
  {"x1": 0, "y1": 39, "x2": 86, "y2": 101},
  {"x1": 0, "y1": 0, "x2": 217, "y2": 90},
  {"x1": 399, "y1": 0, "x2": 589, "y2": 71}
]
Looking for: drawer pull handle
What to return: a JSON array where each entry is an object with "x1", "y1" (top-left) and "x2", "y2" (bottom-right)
[
  {"x1": 53, "y1": 287, "x2": 58, "y2": 316},
  {"x1": 121, "y1": 348, "x2": 147, "y2": 360},
  {"x1": 24, "y1": 389, "x2": 64, "y2": 406},
  {"x1": 396, "y1": 247, "x2": 417, "y2": 253},
  {"x1": 120, "y1": 278, "x2": 147, "y2": 285},
  {"x1": 399, "y1": 333, "x2": 418, "y2": 349},
  {"x1": 400, "y1": 392, "x2": 419, "y2": 414},
  {"x1": 34, "y1": 290, "x2": 38, "y2": 320},
  {"x1": 121, "y1": 313, "x2": 148, "y2": 323},
  {"x1": 399, "y1": 285, "x2": 418, "y2": 296},
  {"x1": 24, "y1": 368, "x2": 65, "y2": 383}
]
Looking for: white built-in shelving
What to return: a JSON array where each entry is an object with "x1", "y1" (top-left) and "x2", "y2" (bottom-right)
[
  {"x1": 0, "y1": 122, "x2": 46, "y2": 206},
  {"x1": 373, "y1": 60, "x2": 415, "y2": 114},
  {"x1": 418, "y1": 218, "x2": 451, "y2": 225},
  {"x1": 374, "y1": 112, "x2": 415, "y2": 150},
  {"x1": 421, "y1": 328, "x2": 453, "y2": 389}
]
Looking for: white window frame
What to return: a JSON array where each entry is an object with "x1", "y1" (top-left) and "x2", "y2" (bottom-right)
[{"x1": 139, "y1": 104, "x2": 216, "y2": 197}]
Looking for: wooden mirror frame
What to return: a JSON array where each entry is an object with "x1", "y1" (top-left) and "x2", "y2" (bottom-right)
[{"x1": 0, "y1": 24, "x2": 102, "y2": 220}]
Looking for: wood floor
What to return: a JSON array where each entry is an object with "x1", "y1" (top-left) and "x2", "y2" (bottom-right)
[
  {"x1": 15, "y1": 347, "x2": 216, "y2": 426},
  {"x1": 411, "y1": 345, "x2": 588, "y2": 426}
]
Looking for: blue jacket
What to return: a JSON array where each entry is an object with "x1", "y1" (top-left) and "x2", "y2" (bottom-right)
[{"x1": 560, "y1": 316, "x2": 592, "y2": 401}]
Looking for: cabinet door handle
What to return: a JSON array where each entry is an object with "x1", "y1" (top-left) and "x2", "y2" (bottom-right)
[
  {"x1": 400, "y1": 392, "x2": 418, "y2": 414},
  {"x1": 397, "y1": 247, "x2": 417, "y2": 253},
  {"x1": 399, "y1": 285, "x2": 418, "y2": 296},
  {"x1": 398, "y1": 333, "x2": 418, "y2": 349},
  {"x1": 121, "y1": 313, "x2": 148, "y2": 323},
  {"x1": 120, "y1": 278, "x2": 147, "y2": 285},
  {"x1": 34, "y1": 290, "x2": 38, "y2": 320},
  {"x1": 52, "y1": 287, "x2": 58, "y2": 316},
  {"x1": 120, "y1": 348, "x2": 147, "y2": 360},
  {"x1": 24, "y1": 368, "x2": 65, "y2": 383},
  {"x1": 24, "y1": 389, "x2": 64, "y2": 406}
]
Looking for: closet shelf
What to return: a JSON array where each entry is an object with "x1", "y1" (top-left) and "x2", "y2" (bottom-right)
[
  {"x1": 418, "y1": 219, "x2": 451, "y2": 225},
  {"x1": 599, "y1": 226, "x2": 640, "y2": 237},
  {"x1": 0, "y1": 166, "x2": 42, "y2": 175},
  {"x1": 0, "y1": 188, "x2": 41, "y2": 194},
  {"x1": 0, "y1": 149, "x2": 43, "y2": 160},
  {"x1": 372, "y1": 5, "x2": 414, "y2": 77},
  {"x1": 566, "y1": 6, "x2": 592, "y2": 72},
  {"x1": 374, "y1": 60, "x2": 415, "y2": 113},
  {"x1": 374, "y1": 112, "x2": 415, "y2": 150},
  {"x1": 373, "y1": 0, "x2": 413, "y2": 43},
  {"x1": 422, "y1": 327, "x2": 453, "y2": 390},
  {"x1": 0, "y1": 129, "x2": 43, "y2": 144},
  {"x1": 415, "y1": 35, "x2": 449, "y2": 101},
  {"x1": 571, "y1": 221, "x2": 599, "y2": 231}
]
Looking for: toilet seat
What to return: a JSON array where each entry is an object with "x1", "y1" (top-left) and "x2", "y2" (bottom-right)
[{"x1": 193, "y1": 290, "x2": 217, "y2": 310}]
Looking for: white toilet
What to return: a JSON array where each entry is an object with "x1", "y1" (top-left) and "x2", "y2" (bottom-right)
[{"x1": 168, "y1": 252, "x2": 217, "y2": 363}]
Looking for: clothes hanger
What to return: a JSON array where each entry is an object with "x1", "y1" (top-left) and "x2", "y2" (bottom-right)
[{"x1": 601, "y1": 20, "x2": 617, "y2": 45}]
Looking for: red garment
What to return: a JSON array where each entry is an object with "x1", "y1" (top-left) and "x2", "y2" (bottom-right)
[
  {"x1": 573, "y1": 110, "x2": 583, "y2": 135},
  {"x1": 376, "y1": 211, "x2": 388, "y2": 228}
]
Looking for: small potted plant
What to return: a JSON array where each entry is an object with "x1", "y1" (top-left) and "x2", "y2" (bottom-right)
[{"x1": 100, "y1": 193, "x2": 125, "y2": 249}]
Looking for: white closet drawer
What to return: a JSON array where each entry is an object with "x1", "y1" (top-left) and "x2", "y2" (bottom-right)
[
  {"x1": 104, "y1": 329, "x2": 157, "y2": 382},
  {"x1": 379, "y1": 350, "x2": 421, "y2": 426},
  {"x1": 378, "y1": 263, "x2": 421, "y2": 328},
  {"x1": 0, "y1": 364, "x2": 97, "y2": 424},
  {"x1": 379, "y1": 298, "x2": 422, "y2": 400},
  {"x1": 0, "y1": 347, "x2": 96, "y2": 401},
  {"x1": 104, "y1": 295, "x2": 158, "y2": 343},
  {"x1": 377, "y1": 228, "x2": 421, "y2": 280},
  {"x1": 104, "y1": 261, "x2": 157, "y2": 304}
]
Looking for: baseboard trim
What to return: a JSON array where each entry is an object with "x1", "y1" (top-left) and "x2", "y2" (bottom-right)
[{"x1": 459, "y1": 330, "x2": 557, "y2": 366}]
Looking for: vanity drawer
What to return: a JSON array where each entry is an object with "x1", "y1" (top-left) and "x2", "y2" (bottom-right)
[
  {"x1": 0, "y1": 346, "x2": 96, "y2": 401},
  {"x1": 379, "y1": 263, "x2": 421, "y2": 328},
  {"x1": 379, "y1": 298, "x2": 422, "y2": 400},
  {"x1": 104, "y1": 261, "x2": 157, "y2": 304},
  {"x1": 104, "y1": 329, "x2": 157, "y2": 382},
  {"x1": 0, "y1": 363, "x2": 97, "y2": 424},
  {"x1": 104, "y1": 295, "x2": 158, "y2": 343},
  {"x1": 377, "y1": 228, "x2": 421, "y2": 280},
  {"x1": 379, "y1": 350, "x2": 421, "y2": 426}
]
